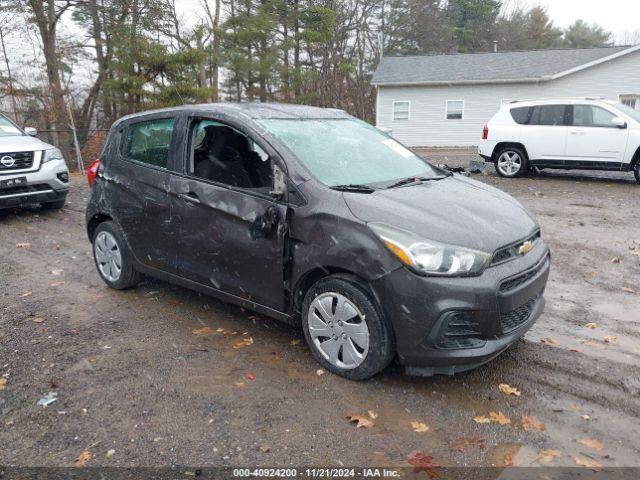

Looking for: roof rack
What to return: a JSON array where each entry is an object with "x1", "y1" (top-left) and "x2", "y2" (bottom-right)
[{"x1": 509, "y1": 97, "x2": 607, "y2": 104}]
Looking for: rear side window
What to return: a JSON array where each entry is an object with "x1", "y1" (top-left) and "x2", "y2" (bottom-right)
[
  {"x1": 510, "y1": 107, "x2": 530, "y2": 124},
  {"x1": 122, "y1": 118, "x2": 174, "y2": 168}
]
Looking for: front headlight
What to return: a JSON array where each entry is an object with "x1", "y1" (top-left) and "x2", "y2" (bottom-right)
[
  {"x1": 42, "y1": 147, "x2": 64, "y2": 164},
  {"x1": 369, "y1": 222, "x2": 491, "y2": 276}
]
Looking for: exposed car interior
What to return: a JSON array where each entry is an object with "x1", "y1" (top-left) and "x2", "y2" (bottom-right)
[{"x1": 190, "y1": 120, "x2": 272, "y2": 192}]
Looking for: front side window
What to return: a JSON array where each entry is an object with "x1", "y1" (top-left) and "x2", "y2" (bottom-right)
[
  {"x1": 122, "y1": 118, "x2": 174, "y2": 168},
  {"x1": 572, "y1": 105, "x2": 617, "y2": 128},
  {"x1": 0, "y1": 114, "x2": 23, "y2": 137},
  {"x1": 259, "y1": 118, "x2": 440, "y2": 188},
  {"x1": 393, "y1": 101, "x2": 410, "y2": 121},
  {"x1": 188, "y1": 119, "x2": 273, "y2": 192},
  {"x1": 446, "y1": 100, "x2": 464, "y2": 120}
]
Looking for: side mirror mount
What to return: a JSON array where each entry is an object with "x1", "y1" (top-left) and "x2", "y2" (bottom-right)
[
  {"x1": 24, "y1": 127, "x2": 38, "y2": 136},
  {"x1": 270, "y1": 163, "x2": 287, "y2": 200},
  {"x1": 611, "y1": 117, "x2": 627, "y2": 129}
]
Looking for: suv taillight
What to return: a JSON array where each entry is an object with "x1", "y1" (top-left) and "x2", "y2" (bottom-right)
[
  {"x1": 87, "y1": 159, "x2": 101, "y2": 187},
  {"x1": 482, "y1": 125, "x2": 489, "y2": 140}
]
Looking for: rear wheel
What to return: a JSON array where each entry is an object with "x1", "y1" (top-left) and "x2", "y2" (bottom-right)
[
  {"x1": 301, "y1": 276, "x2": 394, "y2": 380},
  {"x1": 495, "y1": 147, "x2": 528, "y2": 178},
  {"x1": 92, "y1": 221, "x2": 140, "y2": 289}
]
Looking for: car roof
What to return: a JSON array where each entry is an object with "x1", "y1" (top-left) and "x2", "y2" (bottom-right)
[
  {"x1": 504, "y1": 98, "x2": 617, "y2": 108},
  {"x1": 114, "y1": 102, "x2": 351, "y2": 125}
]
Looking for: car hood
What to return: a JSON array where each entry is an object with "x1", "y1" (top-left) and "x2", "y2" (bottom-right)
[
  {"x1": 342, "y1": 175, "x2": 538, "y2": 253},
  {"x1": 0, "y1": 135, "x2": 51, "y2": 153}
]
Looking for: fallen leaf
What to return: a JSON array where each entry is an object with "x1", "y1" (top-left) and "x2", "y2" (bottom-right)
[
  {"x1": 622, "y1": 287, "x2": 635, "y2": 294},
  {"x1": 16, "y1": 243, "x2": 32, "y2": 248},
  {"x1": 504, "y1": 453, "x2": 515, "y2": 467},
  {"x1": 32, "y1": 317, "x2": 45, "y2": 324},
  {"x1": 535, "y1": 449, "x2": 561, "y2": 464},
  {"x1": 367, "y1": 410, "x2": 378, "y2": 419},
  {"x1": 74, "y1": 451, "x2": 92, "y2": 467},
  {"x1": 585, "y1": 322, "x2": 597, "y2": 329},
  {"x1": 603, "y1": 335, "x2": 617, "y2": 344},
  {"x1": 490, "y1": 411, "x2": 511, "y2": 425},
  {"x1": 258, "y1": 443, "x2": 271, "y2": 453},
  {"x1": 407, "y1": 451, "x2": 440, "y2": 477},
  {"x1": 411, "y1": 421, "x2": 429, "y2": 432},
  {"x1": 611, "y1": 257, "x2": 621, "y2": 264},
  {"x1": 540, "y1": 337, "x2": 558, "y2": 346},
  {"x1": 49, "y1": 281, "x2": 65, "y2": 287},
  {"x1": 499, "y1": 383, "x2": 521, "y2": 396},
  {"x1": 473, "y1": 415, "x2": 491, "y2": 424},
  {"x1": 316, "y1": 369, "x2": 325, "y2": 376},
  {"x1": 579, "y1": 339, "x2": 605, "y2": 349},
  {"x1": 192, "y1": 326, "x2": 213, "y2": 336},
  {"x1": 522, "y1": 415, "x2": 546, "y2": 431},
  {"x1": 581, "y1": 414, "x2": 591, "y2": 421},
  {"x1": 290, "y1": 339, "x2": 301, "y2": 346},
  {"x1": 21, "y1": 291, "x2": 33, "y2": 297},
  {"x1": 0, "y1": 378, "x2": 6, "y2": 390},
  {"x1": 577, "y1": 438, "x2": 603, "y2": 451},
  {"x1": 451, "y1": 436, "x2": 485, "y2": 452},
  {"x1": 106, "y1": 449, "x2": 115, "y2": 458},
  {"x1": 235, "y1": 382, "x2": 245, "y2": 387},
  {"x1": 246, "y1": 372, "x2": 255, "y2": 381},
  {"x1": 233, "y1": 337, "x2": 254, "y2": 349},
  {"x1": 346, "y1": 414, "x2": 374, "y2": 428},
  {"x1": 574, "y1": 456, "x2": 602, "y2": 471}
]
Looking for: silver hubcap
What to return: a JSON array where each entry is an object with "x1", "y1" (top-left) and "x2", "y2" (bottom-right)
[
  {"x1": 497, "y1": 151, "x2": 522, "y2": 176},
  {"x1": 308, "y1": 293, "x2": 370, "y2": 370},
  {"x1": 94, "y1": 231, "x2": 122, "y2": 282}
]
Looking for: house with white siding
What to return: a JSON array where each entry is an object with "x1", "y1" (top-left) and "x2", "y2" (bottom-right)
[{"x1": 372, "y1": 45, "x2": 640, "y2": 147}]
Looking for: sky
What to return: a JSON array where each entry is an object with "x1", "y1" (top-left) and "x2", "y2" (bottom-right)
[{"x1": 505, "y1": 0, "x2": 640, "y2": 43}]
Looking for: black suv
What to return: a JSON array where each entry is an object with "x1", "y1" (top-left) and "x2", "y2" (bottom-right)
[{"x1": 86, "y1": 103, "x2": 550, "y2": 380}]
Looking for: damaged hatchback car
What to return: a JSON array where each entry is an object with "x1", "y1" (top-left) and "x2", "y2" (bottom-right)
[{"x1": 86, "y1": 103, "x2": 550, "y2": 380}]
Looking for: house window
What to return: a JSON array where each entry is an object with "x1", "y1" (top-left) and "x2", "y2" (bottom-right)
[
  {"x1": 446, "y1": 100, "x2": 464, "y2": 120},
  {"x1": 619, "y1": 94, "x2": 640, "y2": 110},
  {"x1": 392, "y1": 101, "x2": 410, "y2": 121}
]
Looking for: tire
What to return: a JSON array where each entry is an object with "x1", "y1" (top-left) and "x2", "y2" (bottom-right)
[
  {"x1": 494, "y1": 146, "x2": 528, "y2": 178},
  {"x1": 92, "y1": 221, "x2": 140, "y2": 290},
  {"x1": 301, "y1": 276, "x2": 395, "y2": 380},
  {"x1": 41, "y1": 197, "x2": 66, "y2": 210},
  {"x1": 634, "y1": 162, "x2": 640, "y2": 184}
]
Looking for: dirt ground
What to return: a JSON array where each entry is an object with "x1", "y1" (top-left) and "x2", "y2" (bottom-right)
[{"x1": 1, "y1": 150, "x2": 640, "y2": 470}]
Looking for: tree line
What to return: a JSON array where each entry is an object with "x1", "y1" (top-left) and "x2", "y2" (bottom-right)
[{"x1": 0, "y1": 0, "x2": 615, "y2": 166}]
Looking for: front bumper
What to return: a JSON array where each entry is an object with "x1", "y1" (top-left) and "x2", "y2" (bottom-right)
[
  {"x1": 372, "y1": 239, "x2": 550, "y2": 375},
  {"x1": 0, "y1": 158, "x2": 69, "y2": 209}
]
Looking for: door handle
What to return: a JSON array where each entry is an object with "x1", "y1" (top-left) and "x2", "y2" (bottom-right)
[
  {"x1": 570, "y1": 130, "x2": 585, "y2": 135},
  {"x1": 177, "y1": 192, "x2": 201, "y2": 205}
]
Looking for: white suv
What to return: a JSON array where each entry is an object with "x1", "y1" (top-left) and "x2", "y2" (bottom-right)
[
  {"x1": 479, "y1": 99, "x2": 640, "y2": 183},
  {"x1": 0, "y1": 113, "x2": 69, "y2": 210}
]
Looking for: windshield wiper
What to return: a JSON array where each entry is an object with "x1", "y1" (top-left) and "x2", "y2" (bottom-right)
[
  {"x1": 385, "y1": 176, "x2": 447, "y2": 189},
  {"x1": 330, "y1": 184, "x2": 377, "y2": 193}
]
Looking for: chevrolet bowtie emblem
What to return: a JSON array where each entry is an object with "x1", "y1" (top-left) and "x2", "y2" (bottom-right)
[{"x1": 518, "y1": 241, "x2": 533, "y2": 255}]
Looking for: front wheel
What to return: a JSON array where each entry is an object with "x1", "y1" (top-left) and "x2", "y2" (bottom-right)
[
  {"x1": 495, "y1": 147, "x2": 528, "y2": 178},
  {"x1": 301, "y1": 276, "x2": 395, "y2": 380},
  {"x1": 92, "y1": 221, "x2": 140, "y2": 290}
]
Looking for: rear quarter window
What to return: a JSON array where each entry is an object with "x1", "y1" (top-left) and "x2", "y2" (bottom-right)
[{"x1": 510, "y1": 107, "x2": 531, "y2": 125}]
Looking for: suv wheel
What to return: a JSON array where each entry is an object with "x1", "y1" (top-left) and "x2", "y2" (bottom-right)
[
  {"x1": 495, "y1": 147, "x2": 528, "y2": 178},
  {"x1": 301, "y1": 276, "x2": 394, "y2": 380},
  {"x1": 92, "y1": 221, "x2": 140, "y2": 289},
  {"x1": 634, "y1": 162, "x2": 640, "y2": 184}
]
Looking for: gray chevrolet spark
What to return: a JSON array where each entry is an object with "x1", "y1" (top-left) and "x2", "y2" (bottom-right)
[{"x1": 86, "y1": 103, "x2": 550, "y2": 380}]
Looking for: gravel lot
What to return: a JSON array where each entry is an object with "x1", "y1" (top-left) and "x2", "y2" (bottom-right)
[{"x1": 1, "y1": 150, "x2": 639, "y2": 470}]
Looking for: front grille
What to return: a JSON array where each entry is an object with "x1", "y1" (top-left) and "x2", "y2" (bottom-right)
[
  {"x1": 501, "y1": 296, "x2": 538, "y2": 334},
  {"x1": 499, "y1": 255, "x2": 549, "y2": 293},
  {"x1": 491, "y1": 230, "x2": 541, "y2": 265},
  {"x1": 0, "y1": 151, "x2": 34, "y2": 171},
  {"x1": 436, "y1": 312, "x2": 485, "y2": 350},
  {"x1": 0, "y1": 183, "x2": 50, "y2": 197}
]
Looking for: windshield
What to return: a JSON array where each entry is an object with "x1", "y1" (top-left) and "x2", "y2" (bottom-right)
[
  {"x1": 259, "y1": 118, "x2": 440, "y2": 187},
  {"x1": 611, "y1": 103, "x2": 640, "y2": 123},
  {"x1": 0, "y1": 114, "x2": 24, "y2": 137}
]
